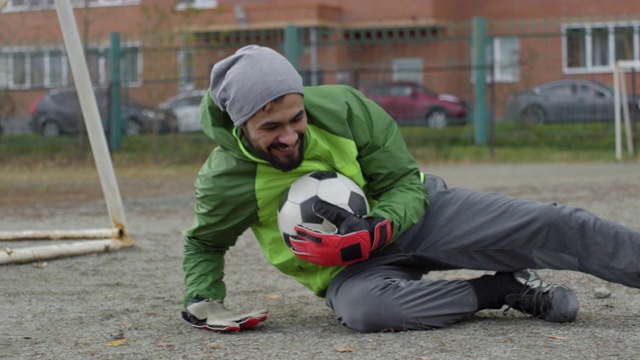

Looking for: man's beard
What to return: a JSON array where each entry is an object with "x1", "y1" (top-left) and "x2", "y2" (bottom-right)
[
  {"x1": 261, "y1": 139, "x2": 305, "y2": 172},
  {"x1": 244, "y1": 132, "x2": 304, "y2": 172}
]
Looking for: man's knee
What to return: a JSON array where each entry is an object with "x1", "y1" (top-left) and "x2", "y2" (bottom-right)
[{"x1": 334, "y1": 292, "x2": 404, "y2": 332}]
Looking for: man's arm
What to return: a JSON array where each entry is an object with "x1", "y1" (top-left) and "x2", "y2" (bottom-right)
[
  {"x1": 286, "y1": 86, "x2": 427, "y2": 267},
  {"x1": 344, "y1": 86, "x2": 428, "y2": 238},
  {"x1": 182, "y1": 152, "x2": 266, "y2": 331}
]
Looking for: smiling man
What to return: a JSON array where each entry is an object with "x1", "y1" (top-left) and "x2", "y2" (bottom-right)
[
  {"x1": 240, "y1": 94, "x2": 307, "y2": 171},
  {"x1": 181, "y1": 45, "x2": 640, "y2": 333}
]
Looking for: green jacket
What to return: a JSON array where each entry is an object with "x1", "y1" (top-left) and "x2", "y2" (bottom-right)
[{"x1": 183, "y1": 85, "x2": 428, "y2": 305}]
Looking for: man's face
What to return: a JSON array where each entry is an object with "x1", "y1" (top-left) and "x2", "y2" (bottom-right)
[{"x1": 241, "y1": 94, "x2": 307, "y2": 172}]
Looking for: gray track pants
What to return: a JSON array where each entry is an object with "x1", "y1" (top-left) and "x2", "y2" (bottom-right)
[{"x1": 325, "y1": 174, "x2": 640, "y2": 332}]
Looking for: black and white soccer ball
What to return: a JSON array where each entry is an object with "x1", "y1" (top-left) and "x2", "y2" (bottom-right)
[{"x1": 277, "y1": 171, "x2": 370, "y2": 246}]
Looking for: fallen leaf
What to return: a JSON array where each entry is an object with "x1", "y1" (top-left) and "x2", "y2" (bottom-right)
[
  {"x1": 335, "y1": 345, "x2": 355, "y2": 353},
  {"x1": 546, "y1": 335, "x2": 577, "y2": 341},
  {"x1": 108, "y1": 339, "x2": 127, "y2": 347},
  {"x1": 210, "y1": 342, "x2": 221, "y2": 349}
]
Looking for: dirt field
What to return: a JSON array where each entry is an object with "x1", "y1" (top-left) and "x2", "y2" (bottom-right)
[{"x1": 1, "y1": 162, "x2": 640, "y2": 359}]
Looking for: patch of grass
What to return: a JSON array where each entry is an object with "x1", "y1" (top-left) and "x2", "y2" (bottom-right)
[
  {"x1": 1, "y1": 122, "x2": 637, "y2": 169},
  {"x1": 398, "y1": 121, "x2": 635, "y2": 163}
]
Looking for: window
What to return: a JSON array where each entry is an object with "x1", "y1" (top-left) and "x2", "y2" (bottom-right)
[
  {"x1": 178, "y1": 47, "x2": 194, "y2": 92},
  {"x1": 6, "y1": 49, "x2": 68, "y2": 89},
  {"x1": 392, "y1": 58, "x2": 423, "y2": 84},
  {"x1": 30, "y1": 51, "x2": 46, "y2": 87},
  {"x1": 3, "y1": 0, "x2": 53, "y2": 11},
  {"x1": 0, "y1": 52, "x2": 8, "y2": 88},
  {"x1": 85, "y1": 49, "x2": 102, "y2": 85},
  {"x1": 121, "y1": 46, "x2": 141, "y2": 85},
  {"x1": 591, "y1": 27, "x2": 609, "y2": 67},
  {"x1": 471, "y1": 37, "x2": 520, "y2": 83},
  {"x1": 564, "y1": 22, "x2": 640, "y2": 73},
  {"x1": 1, "y1": 43, "x2": 141, "y2": 89},
  {"x1": 71, "y1": 0, "x2": 139, "y2": 6},
  {"x1": 492, "y1": 37, "x2": 520, "y2": 82},
  {"x1": 3, "y1": 0, "x2": 138, "y2": 12},
  {"x1": 566, "y1": 28, "x2": 586, "y2": 68},
  {"x1": 12, "y1": 53, "x2": 27, "y2": 87},
  {"x1": 175, "y1": 0, "x2": 217, "y2": 11},
  {"x1": 49, "y1": 50, "x2": 64, "y2": 86},
  {"x1": 615, "y1": 26, "x2": 634, "y2": 61}
]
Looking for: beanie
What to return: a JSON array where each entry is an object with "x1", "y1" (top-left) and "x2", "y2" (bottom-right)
[{"x1": 209, "y1": 45, "x2": 304, "y2": 127}]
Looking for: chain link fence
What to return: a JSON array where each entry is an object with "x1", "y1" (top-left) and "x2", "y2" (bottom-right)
[{"x1": 1, "y1": 15, "x2": 638, "y2": 163}]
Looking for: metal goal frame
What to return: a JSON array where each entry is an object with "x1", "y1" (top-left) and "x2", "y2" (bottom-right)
[{"x1": 0, "y1": 0, "x2": 133, "y2": 264}]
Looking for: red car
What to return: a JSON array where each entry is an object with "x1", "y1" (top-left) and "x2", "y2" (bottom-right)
[{"x1": 363, "y1": 82, "x2": 468, "y2": 128}]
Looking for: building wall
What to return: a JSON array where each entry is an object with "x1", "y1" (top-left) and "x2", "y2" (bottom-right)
[{"x1": 3, "y1": 0, "x2": 640, "y2": 119}]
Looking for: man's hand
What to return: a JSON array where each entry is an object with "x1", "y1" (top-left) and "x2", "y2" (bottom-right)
[
  {"x1": 181, "y1": 298, "x2": 268, "y2": 332},
  {"x1": 289, "y1": 200, "x2": 392, "y2": 266}
]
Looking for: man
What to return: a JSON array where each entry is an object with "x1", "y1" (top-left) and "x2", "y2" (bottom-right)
[{"x1": 181, "y1": 45, "x2": 640, "y2": 332}]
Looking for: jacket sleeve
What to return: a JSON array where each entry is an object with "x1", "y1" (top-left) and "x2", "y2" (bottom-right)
[
  {"x1": 343, "y1": 87, "x2": 428, "y2": 239},
  {"x1": 182, "y1": 150, "x2": 258, "y2": 306}
]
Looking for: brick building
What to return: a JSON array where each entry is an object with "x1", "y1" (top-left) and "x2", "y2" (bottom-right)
[{"x1": 2, "y1": 0, "x2": 640, "y2": 118}]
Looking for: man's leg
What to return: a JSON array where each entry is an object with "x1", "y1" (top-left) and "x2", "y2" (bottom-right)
[
  {"x1": 325, "y1": 174, "x2": 638, "y2": 332},
  {"x1": 325, "y1": 263, "x2": 480, "y2": 332},
  {"x1": 325, "y1": 263, "x2": 577, "y2": 332},
  {"x1": 398, "y1": 174, "x2": 640, "y2": 288}
]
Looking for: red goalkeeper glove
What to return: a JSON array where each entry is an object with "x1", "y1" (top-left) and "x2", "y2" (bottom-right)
[{"x1": 289, "y1": 200, "x2": 392, "y2": 266}]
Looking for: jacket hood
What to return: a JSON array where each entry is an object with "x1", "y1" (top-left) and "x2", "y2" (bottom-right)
[{"x1": 200, "y1": 90, "x2": 241, "y2": 154}]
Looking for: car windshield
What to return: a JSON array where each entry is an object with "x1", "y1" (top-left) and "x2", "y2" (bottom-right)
[{"x1": 415, "y1": 84, "x2": 436, "y2": 95}]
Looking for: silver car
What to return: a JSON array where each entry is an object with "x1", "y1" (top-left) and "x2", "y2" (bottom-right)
[
  {"x1": 159, "y1": 89, "x2": 207, "y2": 133},
  {"x1": 504, "y1": 79, "x2": 640, "y2": 124}
]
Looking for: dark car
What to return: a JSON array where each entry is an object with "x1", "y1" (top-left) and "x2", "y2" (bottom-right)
[
  {"x1": 363, "y1": 81, "x2": 468, "y2": 128},
  {"x1": 29, "y1": 87, "x2": 177, "y2": 137},
  {"x1": 504, "y1": 79, "x2": 640, "y2": 124}
]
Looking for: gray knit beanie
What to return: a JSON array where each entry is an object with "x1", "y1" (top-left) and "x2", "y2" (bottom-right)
[{"x1": 209, "y1": 45, "x2": 304, "y2": 127}]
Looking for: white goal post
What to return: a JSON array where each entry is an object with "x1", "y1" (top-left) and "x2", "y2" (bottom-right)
[
  {"x1": 0, "y1": 0, "x2": 133, "y2": 264},
  {"x1": 612, "y1": 60, "x2": 639, "y2": 161}
]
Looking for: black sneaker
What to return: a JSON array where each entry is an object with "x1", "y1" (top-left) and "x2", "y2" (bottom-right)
[{"x1": 504, "y1": 269, "x2": 578, "y2": 323}]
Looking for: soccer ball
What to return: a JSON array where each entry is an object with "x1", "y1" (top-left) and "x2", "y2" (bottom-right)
[{"x1": 277, "y1": 171, "x2": 369, "y2": 246}]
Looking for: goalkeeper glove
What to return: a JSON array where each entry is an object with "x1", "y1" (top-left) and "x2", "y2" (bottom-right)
[
  {"x1": 289, "y1": 200, "x2": 392, "y2": 266},
  {"x1": 181, "y1": 298, "x2": 268, "y2": 332}
]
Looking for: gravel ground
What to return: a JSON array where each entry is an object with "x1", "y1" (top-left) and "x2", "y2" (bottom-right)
[{"x1": 1, "y1": 162, "x2": 639, "y2": 360}]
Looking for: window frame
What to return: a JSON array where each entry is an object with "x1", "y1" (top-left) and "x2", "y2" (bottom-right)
[
  {"x1": 563, "y1": 21, "x2": 640, "y2": 74},
  {"x1": 175, "y1": 0, "x2": 217, "y2": 11},
  {"x1": 491, "y1": 36, "x2": 520, "y2": 83},
  {"x1": 0, "y1": 42, "x2": 142, "y2": 90},
  {"x1": 2, "y1": 0, "x2": 140, "y2": 12},
  {"x1": 391, "y1": 58, "x2": 423, "y2": 85},
  {"x1": 470, "y1": 36, "x2": 521, "y2": 84}
]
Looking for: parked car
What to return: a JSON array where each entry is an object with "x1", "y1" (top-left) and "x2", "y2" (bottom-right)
[
  {"x1": 159, "y1": 89, "x2": 207, "y2": 133},
  {"x1": 29, "y1": 87, "x2": 177, "y2": 137},
  {"x1": 504, "y1": 79, "x2": 640, "y2": 124},
  {"x1": 362, "y1": 81, "x2": 468, "y2": 128}
]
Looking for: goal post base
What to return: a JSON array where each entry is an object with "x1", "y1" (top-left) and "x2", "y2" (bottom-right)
[
  {"x1": 0, "y1": 229, "x2": 133, "y2": 265},
  {"x1": 0, "y1": 0, "x2": 137, "y2": 266}
]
